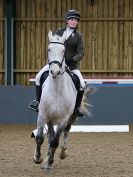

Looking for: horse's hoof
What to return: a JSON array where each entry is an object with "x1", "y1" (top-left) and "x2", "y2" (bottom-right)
[
  {"x1": 59, "y1": 151, "x2": 67, "y2": 159},
  {"x1": 33, "y1": 155, "x2": 43, "y2": 164},
  {"x1": 59, "y1": 147, "x2": 68, "y2": 160}
]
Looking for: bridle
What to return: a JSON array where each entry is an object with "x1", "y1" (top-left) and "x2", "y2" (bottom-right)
[{"x1": 48, "y1": 42, "x2": 65, "y2": 70}]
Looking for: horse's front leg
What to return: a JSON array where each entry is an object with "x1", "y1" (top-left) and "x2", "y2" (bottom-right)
[
  {"x1": 33, "y1": 114, "x2": 45, "y2": 164},
  {"x1": 44, "y1": 122, "x2": 55, "y2": 164},
  {"x1": 45, "y1": 125, "x2": 63, "y2": 169},
  {"x1": 60, "y1": 114, "x2": 76, "y2": 160}
]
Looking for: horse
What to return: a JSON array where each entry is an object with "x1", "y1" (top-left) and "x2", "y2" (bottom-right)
[{"x1": 33, "y1": 30, "x2": 91, "y2": 169}]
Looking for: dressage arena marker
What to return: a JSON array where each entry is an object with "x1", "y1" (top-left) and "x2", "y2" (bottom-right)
[{"x1": 29, "y1": 78, "x2": 132, "y2": 133}]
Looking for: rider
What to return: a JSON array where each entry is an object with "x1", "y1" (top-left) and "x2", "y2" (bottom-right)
[{"x1": 28, "y1": 10, "x2": 86, "y2": 117}]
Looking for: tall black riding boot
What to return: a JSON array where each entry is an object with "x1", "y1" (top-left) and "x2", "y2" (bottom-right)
[
  {"x1": 28, "y1": 85, "x2": 42, "y2": 112},
  {"x1": 74, "y1": 90, "x2": 84, "y2": 117}
]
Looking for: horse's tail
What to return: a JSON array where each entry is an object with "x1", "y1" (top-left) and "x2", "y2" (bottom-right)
[{"x1": 81, "y1": 87, "x2": 96, "y2": 117}]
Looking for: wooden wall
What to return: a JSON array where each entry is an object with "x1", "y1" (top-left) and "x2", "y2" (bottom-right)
[
  {"x1": 0, "y1": 0, "x2": 4, "y2": 85},
  {"x1": 0, "y1": 0, "x2": 133, "y2": 85}
]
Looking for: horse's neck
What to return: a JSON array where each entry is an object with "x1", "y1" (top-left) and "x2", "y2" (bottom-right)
[
  {"x1": 49, "y1": 72, "x2": 74, "y2": 94},
  {"x1": 49, "y1": 73, "x2": 66, "y2": 93}
]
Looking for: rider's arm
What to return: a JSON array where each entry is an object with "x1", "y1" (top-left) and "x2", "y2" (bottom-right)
[{"x1": 72, "y1": 34, "x2": 84, "y2": 62}]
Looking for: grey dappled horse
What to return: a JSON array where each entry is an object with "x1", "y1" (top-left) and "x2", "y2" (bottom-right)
[{"x1": 33, "y1": 30, "x2": 90, "y2": 169}]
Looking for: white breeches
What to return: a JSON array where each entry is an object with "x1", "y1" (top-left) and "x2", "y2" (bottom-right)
[{"x1": 35, "y1": 64, "x2": 85, "y2": 90}]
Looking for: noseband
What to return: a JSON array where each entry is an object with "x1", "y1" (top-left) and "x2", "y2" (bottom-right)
[{"x1": 48, "y1": 42, "x2": 65, "y2": 68}]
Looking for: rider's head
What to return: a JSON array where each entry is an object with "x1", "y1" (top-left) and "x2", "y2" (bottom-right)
[{"x1": 64, "y1": 10, "x2": 80, "y2": 29}]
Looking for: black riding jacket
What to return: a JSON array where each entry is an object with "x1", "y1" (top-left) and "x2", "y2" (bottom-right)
[{"x1": 54, "y1": 27, "x2": 84, "y2": 70}]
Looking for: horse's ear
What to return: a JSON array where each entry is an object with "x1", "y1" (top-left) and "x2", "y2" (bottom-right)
[{"x1": 48, "y1": 30, "x2": 53, "y2": 42}]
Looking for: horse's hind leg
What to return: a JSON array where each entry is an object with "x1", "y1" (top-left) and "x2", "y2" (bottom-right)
[{"x1": 33, "y1": 114, "x2": 44, "y2": 164}]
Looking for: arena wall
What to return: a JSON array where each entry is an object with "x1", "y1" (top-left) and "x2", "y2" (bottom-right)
[{"x1": 0, "y1": 85, "x2": 133, "y2": 125}]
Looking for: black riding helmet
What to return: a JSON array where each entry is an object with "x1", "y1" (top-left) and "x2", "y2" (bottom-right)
[{"x1": 64, "y1": 10, "x2": 80, "y2": 21}]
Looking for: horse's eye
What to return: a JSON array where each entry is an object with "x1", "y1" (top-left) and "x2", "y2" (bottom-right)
[{"x1": 48, "y1": 49, "x2": 50, "y2": 52}]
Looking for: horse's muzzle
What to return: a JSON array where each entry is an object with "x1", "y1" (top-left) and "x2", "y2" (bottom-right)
[{"x1": 50, "y1": 64, "x2": 61, "y2": 78}]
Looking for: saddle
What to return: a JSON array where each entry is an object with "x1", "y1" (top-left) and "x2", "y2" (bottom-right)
[
  {"x1": 40, "y1": 71, "x2": 49, "y2": 86},
  {"x1": 65, "y1": 66, "x2": 80, "y2": 91},
  {"x1": 40, "y1": 69, "x2": 80, "y2": 91}
]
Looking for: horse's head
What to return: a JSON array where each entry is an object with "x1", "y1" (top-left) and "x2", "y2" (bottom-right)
[{"x1": 48, "y1": 30, "x2": 66, "y2": 78}]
